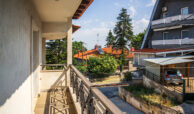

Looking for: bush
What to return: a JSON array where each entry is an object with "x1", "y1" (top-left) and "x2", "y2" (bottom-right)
[
  {"x1": 76, "y1": 66, "x2": 87, "y2": 74},
  {"x1": 124, "y1": 71, "x2": 133, "y2": 81},
  {"x1": 87, "y1": 55, "x2": 118, "y2": 78}
]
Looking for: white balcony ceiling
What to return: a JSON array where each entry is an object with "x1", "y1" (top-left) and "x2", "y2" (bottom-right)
[{"x1": 33, "y1": 0, "x2": 82, "y2": 22}]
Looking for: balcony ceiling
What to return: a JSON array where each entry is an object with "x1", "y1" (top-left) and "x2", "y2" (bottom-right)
[{"x1": 33, "y1": 0, "x2": 82, "y2": 22}]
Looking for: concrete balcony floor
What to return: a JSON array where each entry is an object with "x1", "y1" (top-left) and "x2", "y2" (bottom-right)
[{"x1": 34, "y1": 87, "x2": 77, "y2": 114}]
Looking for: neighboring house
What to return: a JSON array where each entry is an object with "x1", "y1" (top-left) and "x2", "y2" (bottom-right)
[
  {"x1": 133, "y1": 0, "x2": 194, "y2": 68},
  {"x1": 74, "y1": 45, "x2": 134, "y2": 69},
  {"x1": 74, "y1": 45, "x2": 134, "y2": 60},
  {"x1": 0, "y1": 0, "x2": 93, "y2": 113},
  {"x1": 132, "y1": 0, "x2": 194, "y2": 101}
]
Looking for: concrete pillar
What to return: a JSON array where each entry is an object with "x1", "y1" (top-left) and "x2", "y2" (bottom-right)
[
  {"x1": 42, "y1": 38, "x2": 46, "y2": 64},
  {"x1": 66, "y1": 23, "x2": 72, "y2": 86}
]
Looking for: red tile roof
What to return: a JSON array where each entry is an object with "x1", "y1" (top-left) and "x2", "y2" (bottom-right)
[
  {"x1": 74, "y1": 46, "x2": 134, "y2": 60},
  {"x1": 72, "y1": 25, "x2": 81, "y2": 33}
]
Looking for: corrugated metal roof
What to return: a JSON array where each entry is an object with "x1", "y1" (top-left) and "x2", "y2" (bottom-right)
[{"x1": 144, "y1": 56, "x2": 194, "y2": 65}]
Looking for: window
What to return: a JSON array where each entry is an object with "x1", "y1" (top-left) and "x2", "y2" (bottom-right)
[
  {"x1": 163, "y1": 12, "x2": 168, "y2": 18},
  {"x1": 181, "y1": 7, "x2": 189, "y2": 15},
  {"x1": 163, "y1": 32, "x2": 169, "y2": 40},
  {"x1": 182, "y1": 30, "x2": 189, "y2": 39}
]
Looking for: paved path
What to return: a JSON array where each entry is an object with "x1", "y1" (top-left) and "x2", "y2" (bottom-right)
[{"x1": 99, "y1": 87, "x2": 143, "y2": 114}]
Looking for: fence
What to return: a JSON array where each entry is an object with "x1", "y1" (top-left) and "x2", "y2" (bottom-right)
[
  {"x1": 183, "y1": 79, "x2": 194, "y2": 101},
  {"x1": 70, "y1": 65, "x2": 124, "y2": 114}
]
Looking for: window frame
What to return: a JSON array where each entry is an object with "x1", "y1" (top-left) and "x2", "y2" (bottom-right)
[
  {"x1": 163, "y1": 32, "x2": 169, "y2": 40},
  {"x1": 181, "y1": 7, "x2": 189, "y2": 15},
  {"x1": 181, "y1": 30, "x2": 189, "y2": 39}
]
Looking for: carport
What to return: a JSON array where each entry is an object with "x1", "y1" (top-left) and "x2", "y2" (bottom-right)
[{"x1": 144, "y1": 56, "x2": 194, "y2": 84}]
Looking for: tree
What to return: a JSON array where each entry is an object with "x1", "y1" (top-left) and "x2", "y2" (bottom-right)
[
  {"x1": 72, "y1": 41, "x2": 87, "y2": 65},
  {"x1": 46, "y1": 39, "x2": 87, "y2": 66},
  {"x1": 46, "y1": 39, "x2": 67, "y2": 65},
  {"x1": 131, "y1": 30, "x2": 145, "y2": 49},
  {"x1": 105, "y1": 30, "x2": 115, "y2": 47},
  {"x1": 113, "y1": 8, "x2": 133, "y2": 72}
]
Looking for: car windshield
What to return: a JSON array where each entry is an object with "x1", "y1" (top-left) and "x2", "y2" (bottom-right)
[{"x1": 167, "y1": 70, "x2": 177, "y2": 75}]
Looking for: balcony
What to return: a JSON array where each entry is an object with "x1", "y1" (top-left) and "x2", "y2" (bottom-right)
[
  {"x1": 34, "y1": 64, "x2": 124, "y2": 114},
  {"x1": 152, "y1": 14, "x2": 194, "y2": 26},
  {"x1": 152, "y1": 38, "x2": 194, "y2": 46}
]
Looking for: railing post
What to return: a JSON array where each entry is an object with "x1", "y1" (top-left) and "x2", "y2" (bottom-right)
[{"x1": 183, "y1": 79, "x2": 186, "y2": 102}]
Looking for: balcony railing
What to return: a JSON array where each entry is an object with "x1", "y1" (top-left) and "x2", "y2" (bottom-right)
[
  {"x1": 152, "y1": 38, "x2": 194, "y2": 45},
  {"x1": 152, "y1": 14, "x2": 194, "y2": 26},
  {"x1": 70, "y1": 65, "x2": 124, "y2": 114}
]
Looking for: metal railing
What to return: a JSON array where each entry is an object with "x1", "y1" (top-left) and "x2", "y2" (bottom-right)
[
  {"x1": 70, "y1": 65, "x2": 124, "y2": 114},
  {"x1": 152, "y1": 38, "x2": 194, "y2": 46},
  {"x1": 152, "y1": 14, "x2": 194, "y2": 26}
]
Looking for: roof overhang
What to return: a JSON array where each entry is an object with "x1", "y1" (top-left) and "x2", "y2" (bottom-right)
[
  {"x1": 33, "y1": 0, "x2": 93, "y2": 40},
  {"x1": 73, "y1": 25, "x2": 81, "y2": 33},
  {"x1": 73, "y1": 0, "x2": 94, "y2": 19},
  {"x1": 145, "y1": 56, "x2": 194, "y2": 66}
]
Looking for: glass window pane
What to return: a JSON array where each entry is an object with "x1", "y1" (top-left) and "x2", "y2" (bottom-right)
[
  {"x1": 181, "y1": 8, "x2": 188, "y2": 15},
  {"x1": 164, "y1": 33, "x2": 169, "y2": 40},
  {"x1": 182, "y1": 31, "x2": 189, "y2": 39}
]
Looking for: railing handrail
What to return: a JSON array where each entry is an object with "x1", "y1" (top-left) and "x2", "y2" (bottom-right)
[
  {"x1": 152, "y1": 14, "x2": 194, "y2": 25},
  {"x1": 70, "y1": 65, "x2": 93, "y2": 88},
  {"x1": 41, "y1": 64, "x2": 66, "y2": 66},
  {"x1": 152, "y1": 38, "x2": 194, "y2": 45},
  {"x1": 70, "y1": 64, "x2": 124, "y2": 114}
]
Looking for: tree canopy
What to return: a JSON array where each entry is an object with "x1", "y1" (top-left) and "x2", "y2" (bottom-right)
[
  {"x1": 46, "y1": 39, "x2": 87, "y2": 65},
  {"x1": 131, "y1": 30, "x2": 145, "y2": 49},
  {"x1": 113, "y1": 8, "x2": 133, "y2": 72},
  {"x1": 105, "y1": 30, "x2": 115, "y2": 47},
  {"x1": 114, "y1": 8, "x2": 133, "y2": 50}
]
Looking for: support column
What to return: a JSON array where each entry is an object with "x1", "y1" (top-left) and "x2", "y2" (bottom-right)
[
  {"x1": 66, "y1": 22, "x2": 72, "y2": 86},
  {"x1": 42, "y1": 38, "x2": 46, "y2": 64}
]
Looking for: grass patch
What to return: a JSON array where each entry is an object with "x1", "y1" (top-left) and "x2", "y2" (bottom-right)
[{"x1": 124, "y1": 84, "x2": 181, "y2": 107}]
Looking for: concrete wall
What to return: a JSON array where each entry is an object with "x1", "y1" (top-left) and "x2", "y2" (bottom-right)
[
  {"x1": 133, "y1": 53, "x2": 155, "y2": 67},
  {"x1": 146, "y1": 61, "x2": 161, "y2": 76},
  {"x1": 0, "y1": 0, "x2": 42, "y2": 114},
  {"x1": 40, "y1": 71, "x2": 65, "y2": 91}
]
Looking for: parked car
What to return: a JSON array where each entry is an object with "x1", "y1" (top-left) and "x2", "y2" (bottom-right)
[{"x1": 165, "y1": 69, "x2": 183, "y2": 84}]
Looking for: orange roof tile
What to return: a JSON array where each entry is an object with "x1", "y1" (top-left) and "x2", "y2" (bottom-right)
[{"x1": 74, "y1": 46, "x2": 134, "y2": 60}]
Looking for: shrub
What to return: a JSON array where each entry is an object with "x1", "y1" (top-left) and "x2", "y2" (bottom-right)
[
  {"x1": 124, "y1": 71, "x2": 133, "y2": 81},
  {"x1": 76, "y1": 66, "x2": 87, "y2": 74},
  {"x1": 87, "y1": 55, "x2": 118, "y2": 78}
]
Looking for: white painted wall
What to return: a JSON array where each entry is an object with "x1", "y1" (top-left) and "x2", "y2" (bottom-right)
[
  {"x1": 40, "y1": 71, "x2": 65, "y2": 91},
  {"x1": 0, "y1": 0, "x2": 41, "y2": 114}
]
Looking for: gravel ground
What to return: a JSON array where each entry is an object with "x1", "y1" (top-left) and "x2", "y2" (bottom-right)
[{"x1": 99, "y1": 87, "x2": 143, "y2": 114}]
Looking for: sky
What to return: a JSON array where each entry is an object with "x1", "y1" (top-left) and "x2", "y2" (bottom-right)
[{"x1": 73, "y1": 0, "x2": 156, "y2": 50}]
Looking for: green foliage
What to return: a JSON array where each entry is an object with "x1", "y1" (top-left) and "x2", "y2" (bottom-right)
[
  {"x1": 46, "y1": 39, "x2": 87, "y2": 66},
  {"x1": 113, "y1": 8, "x2": 133, "y2": 72},
  {"x1": 46, "y1": 39, "x2": 67, "y2": 64},
  {"x1": 76, "y1": 66, "x2": 87, "y2": 74},
  {"x1": 124, "y1": 71, "x2": 133, "y2": 81},
  {"x1": 105, "y1": 30, "x2": 116, "y2": 47},
  {"x1": 72, "y1": 41, "x2": 87, "y2": 65},
  {"x1": 114, "y1": 8, "x2": 133, "y2": 49},
  {"x1": 131, "y1": 30, "x2": 145, "y2": 49},
  {"x1": 124, "y1": 84, "x2": 181, "y2": 107},
  {"x1": 87, "y1": 55, "x2": 119, "y2": 78}
]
